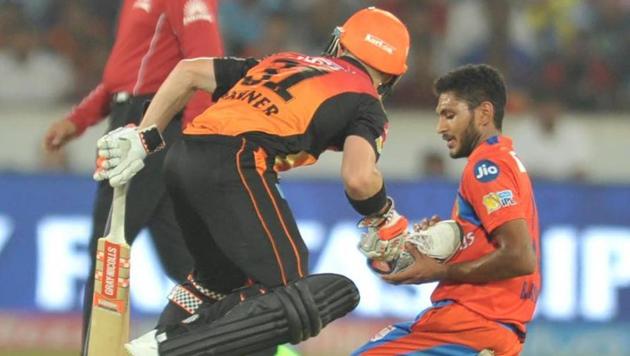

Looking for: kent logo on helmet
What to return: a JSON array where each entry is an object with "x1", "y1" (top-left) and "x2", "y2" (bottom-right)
[{"x1": 323, "y1": 6, "x2": 410, "y2": 96}]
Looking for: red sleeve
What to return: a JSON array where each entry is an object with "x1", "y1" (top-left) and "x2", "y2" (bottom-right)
[
  {"x1": 166, "y1": 0, "x2": 224, "y2": 124},
  {"x1": 461, "y1": 156, "x2": 526, "y2": 234},
  {"x1": 65, "y1": 84, "x2": 112, "y2": 136},
  {"x1": 166, "y1": 0, "x2": 224, "y2": 58}
]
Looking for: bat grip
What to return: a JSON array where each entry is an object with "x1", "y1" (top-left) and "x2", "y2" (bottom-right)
[{"x1": 109, "y1": 183, "x2": 128, "y2": 244}]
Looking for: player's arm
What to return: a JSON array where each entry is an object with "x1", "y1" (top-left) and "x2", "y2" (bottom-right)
[
  {"x1": 342, "y1": 102, "x2": 408, "y2": 262},
  {"x1": 385, "y1": 156, "x2": 537, "y2": 284},
  {"x1": 341, "y1": 135, "x2": 384, "y2": 201},
  {"x1": 43, "y1": 84, "x2": 111, "y2": 151},
  {"x1": 93, "y1": 58, "x2": 211, "y2": 186},
  {"x1": 95, "y1": 57, "x2": 258, "y2": 186},
  {"x1": 139, "y1": 56, "x2": 259, "y2": 132},
  {"x1": 343, "y1": 136, "x2": 404, "y2": 262},
  {"x1": 139, "y1": 58, "x2": 217, "y2": 132},
  {"x1": 383, "y1": 219, "x2": 536, "y2": 284},
  {"x1": 342, "y1": 96, "x2": 388, "y2": 207},
  {"x1": 445, "y1": 219, "x2": 536, "y2": 282}
]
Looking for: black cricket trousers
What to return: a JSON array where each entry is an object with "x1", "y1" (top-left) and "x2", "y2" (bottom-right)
[
  {"x1": 163, "y1": 135, "x2": 309, "y2": 294},
  {"x1": 81, "y1": 94, "x2": 193, "y2": 351}
]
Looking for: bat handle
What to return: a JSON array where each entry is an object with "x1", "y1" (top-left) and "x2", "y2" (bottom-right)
[{"x1": 109, "y1": 183, "x2": 129, "y2": 244}]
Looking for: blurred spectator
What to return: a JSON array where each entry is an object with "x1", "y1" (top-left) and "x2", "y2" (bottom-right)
[
  {"x1": 46, "y1": 0, "x2": 111, "y2": 99},
  {"x1": 578, "y1": 0, "x2": 629, "y2": 110},
  {"x1": 511, "y1": 92, "x2": 592, "y2": 181},
  {"x1": 419, "y1": 150, "x2": 446, "y2": 178},
  {"x1": 388, "y1": 1, "x2": 446, "y2": 107},
  {"x1": 218, "y1": 0, "x2": 284, "y2": 56},
  {"x1": 2, "y1": 0, "x2": 629, "y2": 112},
  {"x1": 388, "y1": 46, "x2": 436, "y2": 108},
  {"x1": 444, "y1": 0, "x2": 537, "y2": 89},
  {"x1": 530, "y1": 0, "x2": 630, "y2": 111},
  {"x1": 525, "y1": 0, "x2": 586, "y2": 56},
  {"x1": 251, "y1": 11, "x2": 293, "y2": 56},
  {"x1": 294, "y1": 0, "x2": 359, "y2": 53},
  {"x1": 0, "y1": 2, "x2": 22, "y2": 47},
  {"x1": 0, "y1": 5, "x2": 74, "y2": 105}
]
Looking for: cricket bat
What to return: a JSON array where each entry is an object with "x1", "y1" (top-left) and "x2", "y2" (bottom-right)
[{"x1": 86, "y1": 184, "x2": 131, "y2": 356}]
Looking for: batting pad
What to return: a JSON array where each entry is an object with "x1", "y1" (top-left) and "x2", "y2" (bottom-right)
[{"x1": 157, "y1": 273, "x2": 360, "y2": 356}]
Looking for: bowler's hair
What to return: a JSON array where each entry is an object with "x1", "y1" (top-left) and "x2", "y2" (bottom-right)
[{"x1": 433, "y1": 64, "x2": 507, "y2": 130}]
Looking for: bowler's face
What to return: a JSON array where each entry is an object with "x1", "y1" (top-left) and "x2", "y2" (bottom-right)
[{"x1": 435, "y1": 92, "x2": 480, "y2": 158}]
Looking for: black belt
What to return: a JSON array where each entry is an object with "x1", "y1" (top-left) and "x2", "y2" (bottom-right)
[
  {"x1": 111, "y1": 92, "x2": 156, "y2": 116},
  {"x1": 111, "y1": 92, "x2": 155, "y2": 105},
  {"x1": 111, "y1": 92, "x2": 183, "y2": 122},
  {"x1": 112, "y1": 91, "x2": 132, "y2": 104}
]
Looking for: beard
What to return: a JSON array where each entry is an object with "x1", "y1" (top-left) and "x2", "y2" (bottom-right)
[{"x1": 451, "y1": 115, "x2": 482, "y2": 158}]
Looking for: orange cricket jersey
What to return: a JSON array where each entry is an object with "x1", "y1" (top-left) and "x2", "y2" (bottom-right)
[
  {"x1": 432, "y1": 135, "x2": 541, "y2": 333},
  {"x1": 184, "y1": 52, "x2": 388, "y2": 171}
]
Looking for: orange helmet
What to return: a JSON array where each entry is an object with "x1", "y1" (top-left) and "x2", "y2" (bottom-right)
[{"x1": 334, "y1": 7, "x2": 410, "y2": 76}]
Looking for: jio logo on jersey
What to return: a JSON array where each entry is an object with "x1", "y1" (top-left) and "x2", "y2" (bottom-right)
[{"x1": 474, "y1": 160, "x2": 499, "y2": 182}]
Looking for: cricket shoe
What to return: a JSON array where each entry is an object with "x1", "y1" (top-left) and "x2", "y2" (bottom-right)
[{"x1": 125, "y1": 329, "x2": 158, "y2": 356}]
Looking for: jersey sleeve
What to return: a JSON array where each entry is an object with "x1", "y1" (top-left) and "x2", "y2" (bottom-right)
[
  {"x1": 461, "y1": 155, "x2": 526, "y2": 234},
  {"x1": 345, "y1": 95, "x2": 388, "y2": 160},
  {"x1": 211, "y1": 57, "x2": 260, "y2": 101},
  {"x1": 65, "y1": 84, "x2": 112, "y2": 135}
]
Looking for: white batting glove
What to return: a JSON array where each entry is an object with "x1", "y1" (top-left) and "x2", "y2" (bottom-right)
[
  {"x1": 93, "y1": 124, "x2": 164, "y2": 187},
  {"x1": 357, "y1": 197, "x2": 409, "y2": 262}
]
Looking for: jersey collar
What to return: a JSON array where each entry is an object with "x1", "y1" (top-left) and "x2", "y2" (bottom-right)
[
  {"x1": 339, "y1": 55, "x2": 371, "y2": 76},
  {"x1": 469, "y1": 135, "x2": 514, "y2": 160}
]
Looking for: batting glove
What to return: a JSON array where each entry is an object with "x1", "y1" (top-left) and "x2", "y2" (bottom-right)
[
  {"x1": 93, "y1": 124, "x2": 165, "y2": 187},
  {"x1": 367, "y1": 251, "x2": 415, "y2": 275},
  {"x1": 357, "y1": 197, "x2": 409, "y2": 262}
]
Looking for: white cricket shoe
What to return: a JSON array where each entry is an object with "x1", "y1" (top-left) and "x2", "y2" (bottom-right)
[{"x1": 125, "y1": 329, "x2": 159, "y2": 356}]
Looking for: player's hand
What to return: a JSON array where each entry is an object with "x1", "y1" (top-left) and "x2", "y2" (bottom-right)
[
  {"x1": 357, "y1": 197, "x2": 409, "y2": 262},
  {"x1": 43, "y1": 119, "x2": 78, "y2": 151},
  {"x1": 366, "y1": 250, "x2": 415, "y2": 275},
  {"x1": 94, "y1": 124, "x2": 164, "y2": 187},
  {"x1": 381, "y1": 242, "x2": 448, "y2": 285}
]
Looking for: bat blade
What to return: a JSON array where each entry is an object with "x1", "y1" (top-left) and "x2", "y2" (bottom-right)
[
  {"x1": 87, "y1": 185, "x2": 130, "y2": 356},
  {"x1": 87, "y1": 238, "x2": 130, "y2": 356}
]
